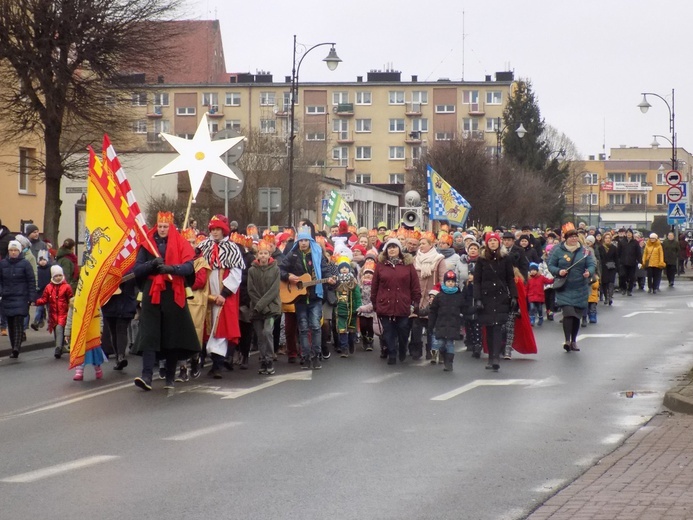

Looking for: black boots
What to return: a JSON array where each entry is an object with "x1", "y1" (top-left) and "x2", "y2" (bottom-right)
[{"x1": 443, "y1": 353, "x2": 454, "y2": 371}]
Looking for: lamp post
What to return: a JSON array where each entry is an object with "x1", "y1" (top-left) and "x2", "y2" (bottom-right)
[
  {"x1": 287, "y1": 35, "x2": 341, "y2": 228},
  {"x1": 584, "y1": 173, "x2": 593, "y2": 226},
  {"x1": 495, "y1": 116, "x2": 526, "y2": 162}
]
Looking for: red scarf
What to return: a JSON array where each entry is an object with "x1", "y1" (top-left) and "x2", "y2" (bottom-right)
[{"x1": 144, "y1": 227, "x2": 194, "y2": 308}]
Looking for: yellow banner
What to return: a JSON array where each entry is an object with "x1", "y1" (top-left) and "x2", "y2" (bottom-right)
[{"x1": 69, "y1": 150, "x2": 128, "y2": 368}]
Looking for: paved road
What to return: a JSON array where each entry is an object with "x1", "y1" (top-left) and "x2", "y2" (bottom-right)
[{"x1": 1, "y1": 283, "x2": 692, "y2": 519}]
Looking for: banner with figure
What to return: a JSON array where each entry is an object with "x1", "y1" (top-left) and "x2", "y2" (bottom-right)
[
  {"x1": 324, "y1": 190, "x2": 357, "y2": 226},
  {"x1": 69, "y1": 148, "x2": 131, "y2": 369},
  {"x1": 426, "y1": 165, "x2": 472, "y2": 228}
]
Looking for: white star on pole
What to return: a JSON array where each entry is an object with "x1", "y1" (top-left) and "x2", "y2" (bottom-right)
[{"x1": 153, "y1": 113, "x2": 245, "y2": 200}]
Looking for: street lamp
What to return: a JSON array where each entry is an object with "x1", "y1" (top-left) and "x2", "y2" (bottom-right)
[
  {"x1": 584, "y1": 173, "x2": 593, "y2": 226},
  {"x1": 287, "y1": 35, "x2": 341, "y2": 227},
  {"x1": 495, "y1": 116, "x2": 526, "y2": 162}
]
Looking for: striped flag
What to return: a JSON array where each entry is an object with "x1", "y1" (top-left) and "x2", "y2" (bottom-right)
[
  {"x1": 426, "y1": 165, "x2": 472, "y2": 227},
  {"x1": 323, "y1": 190, "x2": 357, "y2": 227}
]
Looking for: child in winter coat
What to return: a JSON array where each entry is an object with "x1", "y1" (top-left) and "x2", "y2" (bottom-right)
[
  {"x1": 356, "y1": 258, "x2": 377, "y2": 351},
  {"x1": 35, "y1": 265, "x2": 73, "y2": 359},
  {"x1": 248, "y1": 242, "x2": 281, "y2": 375},
  {"x1": 335, "y1": 256, "x2": 362, "y2": 358},
  {"x1": 31, "y1": 251, "x2": 52, "y2": 331},
  {"x1": 428, "y1": 270, "x2": 465, "y2": 371},
  {"x1": 527, "y1": 262, "x2": 553, "y2": 326},
  {"x1": 587, "y1": 275, "x2": 600, "y2": 324}
]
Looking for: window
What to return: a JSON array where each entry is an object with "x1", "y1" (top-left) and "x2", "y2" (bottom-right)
[
  {"x1": 208, "y1": 121, "x2": 219, "y2": 134},
  {"x1": 154, "y1": 93, "x2": 169, "y2": 106},
  {"x1": 411, "y1": 91, "x2": 428, "y2": 104},
  {"x1": 133, "y1": 120, "x2": 147, "y2": 134},
  {"x1": 389, "y1": 146, "x2": 405, "y2": 160},
  {"x1": 435, "y1": 104, "x2": 455, "y2": 113},
  {"x1": 412, "y1": 146, "x2": 422, "y2": 160},
  {"x1": 225, "y1": 120, "x2": 241, "y2": 131},
  {"x1": 260, "y1": 92, "x2": 275, "y2": 106},
  {"x1": 657, "y1": 172, "x2": 666, "y2": 185},
  {"x1": 306, "y1": 105, "x2": 326, "y2": 114},
  {"x1": 202, "y1": 92, "x2": 218, "y2": 106},
  {"x1": 630, "y1": 172, "x2": 647, "y2": 183},
  {"x1": 389, "y1": 91, "x2": 405, "y2": 105},
  {"x1": 131, "y1": 92, "x2": 147, "y2": 106},
  {"x1": 463, "y1": 90, "x2": 479, "y2": 105},
  {"x1": 411, "y1": 118, "x2": 428, "y2": 132},
  {"x1": 356, "y1": 146, "x2": 372, "y2": 160},
  {"x1": 607, "y1": 172, "x2": 626, "y2": 182},
  {"x1": 486, "y1": 91, "x2": 502, "y2": 104},
  {"x1": 355, "y1": 119, "x2": 372, "y2": 132},
  {"x1": 657, "y1": 193, "x2": 667, "y2": 204},
  {"x1": 176, "y1": 107, "x2": 196, "y2": 116},
  {"x1": 356, "y1": 91, "x2": 372, "y2": 105},
  {"x1": 312, "y1": 159, "x2": 326, "y2": 167},
  {"x1": 389, "y1": 173, "x2": 405, "y2": 184},
  {"x1": 306, "y1": 131, "x2": 326, "y2": 141},
  {"x1": 583, "y1": 173, "x2": 598, "y2": 185},
  {"x1": 153, "y1": 119, "x2": 170, "y2": 134},
  {"x1": 332, "y1": 147, "x2": 348, "y2": 166},
  {"x1": 462, "y1": 118, "x2": 479, "y2": 131},
  {"x1": 260, "y1": 119, "x2": 276, "y2": 133},
  {"x1": 225, "y1": 92, "x2": 241, "y2": 106},
  {"x1": 332, "y1": 91, "x2": 348, "y2": 105},
  {"x1": 355, "y1": 174, "x2": 371, "y2": 184},
  {"x1": 177, "y1": 133, "x2": 194, "y2": 139},
  {"x1": 581, "y1": 194, "x2": 598, "y2": 205},
  {"x1": 485, "y1": 118, "x2": 500, "y2": 132},
  {"x1": 333, "y1": 119, "x2": 348, "y2": 133},
  {"x1": 435, "y1": 132, "x2": 454, "y2": 141},
  {"x1": 608, "y1": 194, "x2": 626, "y2": 205},
  {"x1": 389, "y1": 118, "x2": 405, "y2": 132},
  {"x1": 18, "y1": 148, "x2": 33, "y2": 193},
  {"x1": 629, "y1": 194, "x2": 646, "y2": 205},
  {"x1": 282, "y1": 92, "x2": 291, "y2": 109}
]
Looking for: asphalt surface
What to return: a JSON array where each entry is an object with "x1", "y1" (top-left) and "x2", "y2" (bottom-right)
[{"x1": 1, "y1": 281, "x2": 693, "y2": 520}]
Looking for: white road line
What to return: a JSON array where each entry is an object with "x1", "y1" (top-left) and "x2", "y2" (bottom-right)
[
  {"x1": 221, "y1": 371, "x2": 312, "y2": 399},
  {"x1": 623, "y1": 311, "x2": 671, "y2": 318},
  {"x1": 363, "y1": 373, "x2": 401, "y2": 384},
  {"x1": 163, "y1": 421, "x2": 241, "y2": 441},
  {"x1": 1, "y1": 455, "x2": 119, "y2": 483},
  {"x1": 15, "y1": 382, "x2": 133, "y2": 417},
  {"x1": 431, "y1": 379, "x2": 539, "y2": 401},
  {"x1": 576, "y1": 333, "x2": 632, "y2": 342},
  {"x1": 289, "y1": 392, "x2": 344, "y2": 408}
]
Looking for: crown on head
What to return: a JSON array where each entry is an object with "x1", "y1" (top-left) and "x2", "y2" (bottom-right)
[
  {"x1": 157, "y1": 211, "x2": 175, "y2": 225},
  {"x1": 180, "y1": 228, "x2": 195, "y2": 241},
  {"x1": 421, "y1": 231, "x2": 436, "y2": 243}
]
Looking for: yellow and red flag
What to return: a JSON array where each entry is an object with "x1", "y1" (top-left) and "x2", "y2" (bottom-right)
[{"x1": 69, "y1": 148, "x2": 133, "y2": 368}]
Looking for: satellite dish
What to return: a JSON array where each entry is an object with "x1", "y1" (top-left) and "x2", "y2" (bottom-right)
[{"x1": 404, "y1": 190, "x2": 421, "y2": 207}]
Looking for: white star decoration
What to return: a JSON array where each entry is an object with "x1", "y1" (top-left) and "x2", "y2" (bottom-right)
[{"x1": 153, "y1": 113, "x2": 245, "y2": 200}]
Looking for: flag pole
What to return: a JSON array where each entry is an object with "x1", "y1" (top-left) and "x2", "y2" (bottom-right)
[
  {"x1": 135, "y1": 220, "x2": 172, "y2": 282},
  {"x1": 183, "y1": 191, "x2": 194, "y2": 229}
]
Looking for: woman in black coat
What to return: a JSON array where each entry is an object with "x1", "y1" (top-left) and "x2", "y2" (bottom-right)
[
  {"x1": 473, "y1": 233, "x2": 518, "y2": 372},
  {"x1": 0, "y1": 240, "x2": 36, "y2": 358},
  {"x1": 598, "y1": 232, "x2": 619, "y2": 305},
  {"x1": 101, "y1": 273, "x2": 138, "y2": 370}
]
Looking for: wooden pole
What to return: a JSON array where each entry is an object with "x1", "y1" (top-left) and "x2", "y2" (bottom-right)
[{"x1": 183, "y1": 190, "x2": 194, "y2": 230}]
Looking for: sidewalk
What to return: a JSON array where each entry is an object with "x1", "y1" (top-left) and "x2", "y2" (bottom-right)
[
  {"x1": 526, "y1": 373, "x2": 693, "y2": 520},
  {"x1": 0, "y1": 325, "x2": 55, "y2": 358}
]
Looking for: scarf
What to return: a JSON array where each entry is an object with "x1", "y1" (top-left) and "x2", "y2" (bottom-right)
[
  {"x1": 564, "y1": 242, "x2": 580, "y2": 253},
  {"x1": 437, "y1": 247, "x2": 455, "y2": 259},
  {"x1": 198, "y1": 237, "x2": 245, "y2": 269},
  {"x1": 415, "y1": 247, "x2": 444, "y2": 279},
  {"x1": 289, "y1": 238, "x2": 324, "y2": 298},
  {"x1": 145, "y1": 227, "x2": 194, "y2": 308},
  {"x1": 384, "y1": 256, "x2": 403, "y2": 267},
  {"x1": 441, "y1": 285, "x2": 459, "y2": 294}
]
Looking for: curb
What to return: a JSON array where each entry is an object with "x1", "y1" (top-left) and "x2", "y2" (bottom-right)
[{"x1": 663, "y1": 368, "x2": 693, "y2": 415}]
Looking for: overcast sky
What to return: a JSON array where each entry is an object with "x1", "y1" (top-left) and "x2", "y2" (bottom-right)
[{"x1": 192, "y1": 0, "x2": 690, "y2": 160}]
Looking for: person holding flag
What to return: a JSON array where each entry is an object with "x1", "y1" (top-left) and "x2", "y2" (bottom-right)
[{"x1": 133, "y1": 212, "x2": 200, "y2": 391}]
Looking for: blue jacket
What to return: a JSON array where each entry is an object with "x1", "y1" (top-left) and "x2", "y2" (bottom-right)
[
  {"x1": 547, "y1": 243, "x2": 596, "y2": 308},
  {"x1": 0, "y1": 256, "x2": 37, "y2": 317}
]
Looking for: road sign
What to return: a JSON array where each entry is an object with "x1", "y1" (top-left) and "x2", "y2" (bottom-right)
[
  {"x1": 682, "y1": 182, "x2": 688, "y2": 197},
  {"x1": 666, "y1": 170, "x2": 682, "y2": 186},
  {"x1": 667, "y1": 185, "x2": 684, "y2": 203},
  {"x1": 668, "y1": 202, "x2": 687, "y2": 225}
]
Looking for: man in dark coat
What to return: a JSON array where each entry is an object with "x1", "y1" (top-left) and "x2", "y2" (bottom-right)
[
  {"x1": 502, "y1": 231, "x2": 529, "y2": 280},
  {"x1": 618, "y1": 229, "x2": 642, "y2": 296}
]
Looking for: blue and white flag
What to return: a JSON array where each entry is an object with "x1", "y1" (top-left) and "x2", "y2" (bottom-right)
[{"x1": 426, "y1": 165, "x2": 472, "y2": 227}]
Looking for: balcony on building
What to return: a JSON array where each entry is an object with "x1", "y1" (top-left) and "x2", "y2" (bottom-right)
[
  {"x1": 275, "y1": 104, "x2": 289, "y2": 117},
  {"x1": 147, "y1": 105, "x2": 163, "y2": 118},
  {"x1": 467, "y1": 102, "x2": 485, "y2": 116},
  {"x1": 404, "y1": 159, "x2": 418, "y2": 171},
  {"x1": 405, "y1": 102, "x2": 422, "y2": 116},
  {"x1": 335, "y1": 103, "x2": 354, "y2": 116},
  {"x1": 336, "y1": 130, "x2": 354, "y2": 144},
  {"x1": 405, "y1": 131, "x2": 422, "y2": 144},
  {"x1": 462, "y1": 130, "x2": 485, "y2": 140},
  {"x1": 206, "y1": 105, "x2": 223, "y2": 118}
]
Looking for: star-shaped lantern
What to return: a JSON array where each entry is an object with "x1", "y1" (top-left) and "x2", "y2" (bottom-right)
[{"x1": 153, "y1": 113, "x2": 245, "y2": 201}]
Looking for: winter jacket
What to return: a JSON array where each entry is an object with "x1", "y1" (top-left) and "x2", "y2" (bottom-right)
[
  {"x1": 618, "y1": 238, "x2": 642, "y2": 267},
  {"x1": 662, "y1": 238, "x2": 680, "y2": 266},
  {"x1": 473, "y1": 249, "x2": 518, "y2": 326},
  {"x1": 523, "y1": 245, "x2": 541, "y2": 265},
  {"x1": 547, "y1": 242, "x2": 596, "y2": 309},
  {"x1": 0, "y1": 225, "x2": 15, "y2": 259},
  {"x1": 55, "y1": 247, "x2": 79, "y2": 292},
  {"x1": 527, "y1": 274, "x2": 553, "y2": 303},
  {"x1": 36, "y1": 263, "x2": 52, "y2": 294},
  {"x1": 357, "y1": 281, "x2": 377, "y2": 318},
  {"x1": 599, "y1": 244, "x2": 619, "y2": 285},
  {"x1": 678, "y1": 237, "x2": 689, "y2": 260},
  {"x1": 505, "y1": 243, "x2": 530, "y2": 280},
  {"x1": 428, "y1": 289, "x2": 465, "y2": 340},
  {"x1": 248, "y1": 258, "x2": 281, "y2": 319},
  {"x1": 36, "y1": 281, "x2": 73, "y2": 331},
  {"x1": 0, "y1": 255, "x2": 37, "y2": 317},
  {"x1": 101, "y1": 276, "x2": 138, "y2": 319},
  {"x1": 588, "y1": 279, "x2": 600, "y2": 304},
  {"x1": 279, "y1": 247, "x2": 335, "y2": 302},
  {"x1": 642, "y1": 240, "x2": 666, "y2": 269},
  {"x1": 461, "y1": 281, "x2": 477, "y2": 319},
  {"x1": 372, "y1": 252, "x2": 421, "y2": 318}
]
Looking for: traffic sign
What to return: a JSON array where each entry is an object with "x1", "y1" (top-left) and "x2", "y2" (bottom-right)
[
  {"x1": 667, "y1": 185, "x2": 684, "y2": 203},
  {"x1": 666, "y1": 170, "x2": 682, "y2": 186},
  {"x1": 682, "y1": 182, "x2": 688, "y2": 197},
  {"x1": 668, "y1": 202, "x2": 687, "y2": 225}
]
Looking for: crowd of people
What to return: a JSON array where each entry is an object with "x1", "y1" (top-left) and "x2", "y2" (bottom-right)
[{"x1": 0, "y1": 214, "x2": 690, "y2": 390}]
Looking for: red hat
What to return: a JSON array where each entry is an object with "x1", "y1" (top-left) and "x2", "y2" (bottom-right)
[
  {"x1": 338, "y1": 220, "x2": 349, "y2": 234},
  {"x1": 485, "y1": 232, "x2": 501, "y2": 243},
  {"x1": 275, "y1": 232, "x2": 290, "y2": 245},
  {"x1": 208, "y1": 215, "x2": 230, "y2": 236},
  {"x1": 351, "y1": 244, "x2": 367, "y2": 255}
]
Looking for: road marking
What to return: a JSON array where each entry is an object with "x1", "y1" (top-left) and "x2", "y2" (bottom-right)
[
  {"x1": 1, "y1": 455, "x2": 119, "y2": 483},
  {"x1": 623, "y1": 311, "x2": 671, "y2": 318},
  {"x1": 430, "y1": 379, "x2": 540, "y2": 401},
  {"x1": 289, "y1": 392, "x2": 344, "y2": 408},
  {"x1": 363, "y1": 373, "x2": 401, "y2": 384},
  {"x1": 164, "y1": 421, "x2": 241, "y2": 441},
  {"x1": 576, "y1": 333, "x2": 640, "y2": 342},
  {"x1": 13, "y1": 382, "x2": 132, "y2": 417},
  {"x1": 221, "y1": 371, "x2": 312, "y2": 399}
]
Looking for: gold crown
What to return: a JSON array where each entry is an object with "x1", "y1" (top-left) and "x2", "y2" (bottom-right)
[
  {"x1": 367, "y1": 229, "x2": 378, "y2": 237},
  {"x1": 180, "y1": 228, "x2": 195, "y2": 241},
  {"x1": 257, "y1": 240, "x2": 271, "y2": 251},
  {"x1": 421, "y1": 231, "x2": 436, "y2": 243},
  {"x1": 157, "y1": 211, "x2": 175, "y2": 225}
]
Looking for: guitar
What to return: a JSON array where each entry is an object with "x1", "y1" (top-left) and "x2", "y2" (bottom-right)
[{"x1": 280, "y1": 273, "x2": 332, "y2": 304}]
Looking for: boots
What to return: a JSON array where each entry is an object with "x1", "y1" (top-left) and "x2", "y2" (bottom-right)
[
  {"x1": 73, "y1": 366, "x2": 84, "y2": 381},
  {"x1": 588, "y1": 310, "x2": 597, "y2": 324},
  {"x1": 430, "y1": 349, "x2": 439, "y2": 364},
  {"x1": 443, "y1": 352, "x2": 454, "y2": 371},
  {"x1": 503, "y1": 344, "x2": 512, "y2": 360},
  {"x1": 581, "y1": 316, "x2": 587, "y2": 327}
]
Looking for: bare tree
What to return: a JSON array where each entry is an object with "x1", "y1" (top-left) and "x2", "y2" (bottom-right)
[{"x1": 0, "y1": 0, "x2": 183, "y2": 242}]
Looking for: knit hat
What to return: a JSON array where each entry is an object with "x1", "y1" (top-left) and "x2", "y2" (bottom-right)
[
  {"x1": 443, "y1": 270, "x2": 457, "y2": 283},
  {"x1": 296, "y1": 226, "x2": 312, "y2": 241},
  {"x1": 14, "y1": 234, "x2": 30, "y2": 249},
  {"x1": 229, "y1": 220, "x2": 239, "y2": 229},
  {"x1": 384, "y1": 237, "x2": 402, "y2": 251},
  {"x1": 50, "y1": 265, "x2": 64, "y2": 278},
  {"x1": 357, "y1": 227, "x2": 369, "y2": 237},
  {"x1": 38, "y1": 250, "x2": 50, "y2": 262},
  {"x1": 208, "y1": 214, "x2": 230, "y2": 236},
  {"x1": 545, "y1": 244, "x2": 555, "y2": 253},
  {"x1": 337, "y1": 256, "x2": 351, "y2": 271},
  {"x1": 519, "y1": 234, "x2": 531, "y2": 243},
  {"x1": 7, "y1": 240, "x2": 21, "y2": 251},
  {"x1": 466, "y1": 240, "x2": 480, "y2": 251},
  {"x1": 338, "y1": 220, "x2": 349, "y2": 234},
  {"x1": 649, "y1": 233, "x2": 658, "y2": 240},
  {"x1": 25, "y1": 224, "x2": 38, "y2": 235},
  {"x1": 585, "y1": 235, "x2": 596, "y2": 245},
  {"x1": 351, "y1": 244, "x2": 367, "y2": 256},
  {"x1": 377, "y1": 221, "x2": 388, "y2": 231},
  {"x1": 429, "y1": 284, "x2": 441, "y2": 296},
  {"x1": 485, "y1": 232, "x2": 501, "y2": 243},
  {"x1": 529, "y1": 262, "x2": 539, "y2": 271},
  {"x1": 453, "y1": 231, "x2": 463, "y2": 239}
]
